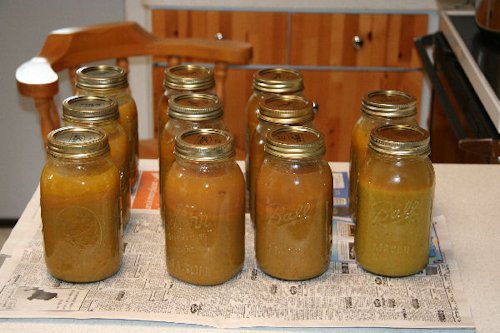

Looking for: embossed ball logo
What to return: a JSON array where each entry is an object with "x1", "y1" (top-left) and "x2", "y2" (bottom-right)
[{"x1": 57, "y1": 206, "x2": 102, "y2": 249}]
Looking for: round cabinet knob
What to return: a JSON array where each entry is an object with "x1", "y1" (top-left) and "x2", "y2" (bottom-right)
[
  {"x1": 214, "y1": 32, "x2": 225, "y2": 40},
  {"x1": 312, "y1": 101, "x2": 319, "y2": 114},
  {"x1": 352, "y1": 35, "x2": 364, "y2": 49}
]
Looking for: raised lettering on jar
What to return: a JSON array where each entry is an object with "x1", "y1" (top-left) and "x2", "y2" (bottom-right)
[
  {"x1": 354, "y1": 124, "x2": 435, "y2": 277},
  {"x1": 255, "y1": 126, "x2": 332, "y2": 281}
]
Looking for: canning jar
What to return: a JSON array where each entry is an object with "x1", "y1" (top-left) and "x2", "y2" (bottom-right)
[
  {"x1": 255, "y1": 126, "x2": 332, "y2": 280},
  {"x1": 76, "y1": 65, "x2": 139, "y2": 187},
  {"x1": 349, "y1": 90, "x2": 417, "y2": 219},
  {"x1": 41, "y1": 126, "x2": 121, "y2": 282},
  {"x1": 249, "y1": 95, "x2": 315, "y2": 223},
  {"x1": 158, "y1": 65, "x2": 215, "y2": 139},
  {"x1": 63, "y1": 95, "x2": 131, "y2": 227},
  {"x1": 245, "y1": 68, "x2": 304, "y2": 164},
  {"x1": 159, "y1": 93, "x2": 226, "y2": 223},
  {"x1": 164, "y1": 129, "x2": 245, "y2": 285},
  {"x1": 355, "y1": 124, "x2": 435, "y2": 277}
]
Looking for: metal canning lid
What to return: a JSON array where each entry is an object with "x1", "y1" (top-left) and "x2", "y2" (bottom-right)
[
  {"x1": 253, "y1": 68, "x2": 304, "y2": 94},
  {"x1": 265, "y1": 126, "x2": 326, "y2": 160},
  {"x1": 163, "y1": 65, "x2": 215, "y2": 91},
  {"x1": 174, "y1": 128, "x2": 235, "y2": 162},
  {"x1": 76, "y1": 65, "x2": 128, "y2": 90},
  {"x1": 258, "y1": 95, "x2": 314, "y2": 125},
  {"x1": 368, "y1": 124, "x2": 431, "y2": 157},
  {"x1": 62, "y1": 95, "x2": 119, "y2": 124},
  {"x1": 168, "y1": 93, "x2": 223, "y2": 121},
  {"x1": 361, "y1": 90, "x2": 417, "y2": 118},
  {"x1": 47, "y1": 126, "x2": 110, "y2": 159}
]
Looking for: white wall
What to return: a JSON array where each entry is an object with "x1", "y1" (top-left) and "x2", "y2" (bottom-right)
[{"x1": 0, "y1": 0, "x2": 125, "y2": 219}]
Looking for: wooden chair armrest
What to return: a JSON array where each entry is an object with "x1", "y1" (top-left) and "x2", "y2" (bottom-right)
[{"x1": 16, "y1": 57, "x2": 59, "y2": 98}]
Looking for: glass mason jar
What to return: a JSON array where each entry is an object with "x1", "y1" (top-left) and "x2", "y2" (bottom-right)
[
  {"x1": 349, "y1": 90, "x2": 417, "y2": 219},
  {"x1": 164, "y1": 129, "x2": 245, "y2": 285},
  {"x1": 159, "y1": 93, "x2": 226, "y2": 224},
  {"x1": 40, "y1": 126, "x2": 122, "y2": 282},
  {"x1": 245, "y1": 68, "x2": 304, "y2": 163},
  {"x1": 158, "y1": 64, "x2": 215, "y2": 139},
  {"x1": 75, "y1": 65, "x2": 139, "y2": 188},
  {"x1": 355, "y1": 124, "x2": 435, "y2": 277},
  {"x1": 62, "y1": 96, "x2": 131, "y2": 228},
  {"x1": 255, "y1": 126, "x2": 332, "y2": 281},
  {"x1": 248, "y1": 95, "x2": 315, "y2": 224}
]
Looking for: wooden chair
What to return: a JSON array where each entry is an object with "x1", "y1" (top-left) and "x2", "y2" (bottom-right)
[{"x1": 16, "y1": 21, "x2": 252, "y2": 158}]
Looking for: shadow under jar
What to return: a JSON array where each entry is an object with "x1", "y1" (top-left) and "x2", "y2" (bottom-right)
[
  {"x1": 164, "y1": 129, "x2": 245, "y2": 286},
  {"x1": 355, "y1": 124, "x2": 435, "y2": 277},
  {"x1": 40, "y1": 126, "x2": 122, "y2": 282},
  {"x1": 255, "y1": 126, "x2": 332, "y2": 281}
]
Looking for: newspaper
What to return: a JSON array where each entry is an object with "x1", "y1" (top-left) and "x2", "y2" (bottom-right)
[{"x1": 0, "y1": 162, "x2": 474, "y2": 329}]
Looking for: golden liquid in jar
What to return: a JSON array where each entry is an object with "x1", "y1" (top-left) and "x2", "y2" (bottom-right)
[
  {"x1": 355, "y1": 156, "x2": 434, "y2": 277},
  {"x1": 164, "y1": 161, "x2": 245, "y2": 285},
  {"x1": 76, "y1": 88, "x2": 138, "y2": 188},
  {"x1": 248, "y1": 124, "x2": 268, "y2": 223},
  {"x1": 159, "y1": 119, "x2": 225, "y2": 223},
  {"x1": 117, "y1": 97, "x2": 139, "y2": 188},
  {"x1": 255, "y1": 160, "x2": 332, "y2": 280},
  {"x1": 65, "y1": 120, "x2": 131, "y2": 227},
  {"x1": 245, "y1": 93, "x2": 261, "y2": 149},
  {"x1": 349, "y1": 116, "x2": 417, "y2": 218},
  {"x1": 41, "y1": 159, "x2": 122, "y2": 282}
]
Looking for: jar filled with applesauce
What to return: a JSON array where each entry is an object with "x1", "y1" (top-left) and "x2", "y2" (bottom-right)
[
  {"x1": 158, "y1": 65, "x2": 215, "y2": 139},
  {"x1": 62, "y1": 96, "x2": 131, "y2": 228},
  {"x1": 249, "y1": 95, "x2": 315, "y2": 224},
  {"x1": 159, "y1": 93, "x2": 226, "y2": 223},
  {"x1": 164, "y1": 128, "x2": 245, "y2": 285},
  {"x1": 349, "y1": 90, "x2": 417, "y2": 219},
  {"x1": 355, "y1": 124, "x2": 435, "y2": 277},
  {"x1": 40, "y1": 126, "x2": 122, "y2": 282},
  {"x1": 245, "y1": 68, "x2": 304, "y2": 166},
  {"x1": 255, "y1": 126, "x2": 332, "y2": 280},
  {"x1": 75, "y1": 65, "x2": 139, "y2": 188}
]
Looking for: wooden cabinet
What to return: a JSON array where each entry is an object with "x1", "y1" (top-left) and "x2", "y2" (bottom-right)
[
  {"x1": 289, "y1": 13, "x2": 426, "y2": 68},
  {"x1": 151, "y1": 10, "x2": 428, "y2": 161}
]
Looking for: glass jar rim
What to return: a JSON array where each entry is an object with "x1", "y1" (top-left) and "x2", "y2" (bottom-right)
[
  {"x1": 368, "y1": 124, "x2": 431, "y2": 157},
  {"x1": 46, "y1": 126, "x2": 110, "y2": 160},
  {"x1": 361, "y1": 90, "x2": 417, "y2": 118},
  {"x1": 174, "y1": 128, "x2": 235, "y2": 162},
  {"x1": 253, "y1": 67, "x2": 304, "y2": 94},
  {"x1": 76, "y1": 65, "x2": 128, "y2": 90},
  {"x1": 258, "y1": 95, "x2": 314, "y2": 125},
  {"x1": 163, "y1": 64, "x2": 215, "y2": 91},
  {"x1": 264, "y1": 126, "x2": 326, "y2": 160},
  {"x1": 62, "y1": 95, "x2": 120, "y2": 124}
]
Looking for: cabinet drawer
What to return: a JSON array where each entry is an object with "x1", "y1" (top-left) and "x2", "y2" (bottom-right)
[
  {"x1": 289, "y1": 13, "x2": 428, "y2": 68},
  {"x1": 152, "y1": 10, "x2": 288, "y2": 64}
]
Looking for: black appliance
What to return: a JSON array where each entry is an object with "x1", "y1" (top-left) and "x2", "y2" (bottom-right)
[{"x1": 415, "y1": 12, "x2": 500, "y2": 163}]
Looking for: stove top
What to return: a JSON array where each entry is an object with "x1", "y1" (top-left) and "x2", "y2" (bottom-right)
[
  {"x1": 449, "y1": 15, "x2": 500, "y2": 97},
  {"x1": 440, "y1": 11, "x2": 500, "y2": 132}
]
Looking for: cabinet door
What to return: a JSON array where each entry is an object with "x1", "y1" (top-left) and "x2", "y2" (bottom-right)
[
  {"x1": 290, "y1": 13, "x2": 428, "y2": 68},
  {"x1": 152, "y1": 10, "x2": 288, "y2": 64},
  {"x1": 303, "y1": 70, "x2": 424, "y2": 161}
]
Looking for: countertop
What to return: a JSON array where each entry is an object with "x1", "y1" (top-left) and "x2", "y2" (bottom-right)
[
  {"x1": 142, "y1": 0, "x2": 439, "y2": 13},
  {"x1": 0, "y1": 162, "x2": 499, "y2": 332}
]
